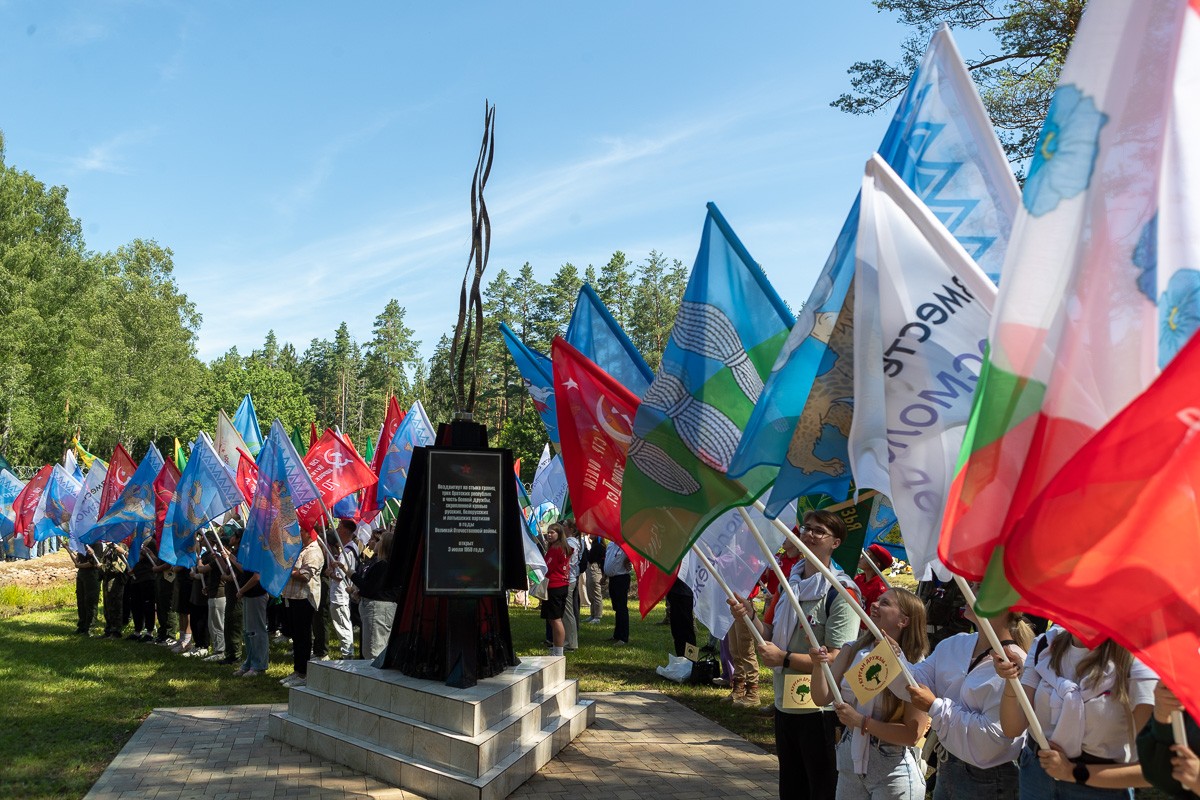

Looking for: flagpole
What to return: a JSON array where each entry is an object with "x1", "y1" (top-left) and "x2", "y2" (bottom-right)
[
  {"x1": 953, "y1": 575, "x2": 1050, "y2": 750},
  {"x1": 691, "y1": 546, "x2": 767, "y2": 649},
  {"x1": 313, "y1": 498, "x2": 355, "y2": 594},
  {"x1": 861, "y1": 548, "x2": 893, "y2": 590},
  {"x1": 736, "y1": 507, "x2": 844, "y2": 704},
  {"x1": 753, "y1": 499, "x2": 918, "y2": 688}
]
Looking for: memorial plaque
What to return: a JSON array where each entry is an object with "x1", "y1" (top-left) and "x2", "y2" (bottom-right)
[{"x1": 425, "y1": 448, "x2": 503, "y2": 594}]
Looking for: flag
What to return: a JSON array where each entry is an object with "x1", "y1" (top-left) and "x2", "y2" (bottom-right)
[
  {"x1": 173, "y1": 438, "x2": 188, "y2": 472},
  {"x1": 847, "y1": 638, "x2": 904, "y2": 704},
  {"x1": 81, "y1": 445, "x2": 165, "y2": 546},
  {"x1": 68, "y1": 461, "x2": 106, "y2": 554},
  {"x1": 682, "y1": 503, "x2": 786, "y2": 639},
  {"x1": 290, "y1": 426, "x2": 306, "y2": 456},
  {"x1": 848, "y1": 155, "x2": 997, "y2": 579},
  {"x1": 551, "y1": 336, "x2": 679, "y2": 617},
  {"x1": 309, "y1": 422, "x2": 319, "y2": 450},
  {"x1": 233, "y1": 394, "x2": 264, "y2": 457},
  {"x1": 153, "y1": 460, "x2": 182, "y2": 542},
  {"x1": 1002, "y1": 330, "x2": 1200, "y2": 717},
  {"x1": 513, "y1": 473, "x2": 547, "y2": 585},
  {"x1": 13, "y1": 465, "x2": 53, "y2": 546},
  {"x1": 938, "y1": 0, "x2": 1200, "y2": 609},
  {"x1": 235, "y1": 448, "x2": 259, "y2": 503},
  {"x1": 565, "y1": 282, "x2": 654, "y2": 397},
  {"x1": 363, "y1": 435, "x2": 375, "y2": 464},
  {"x1": 0, "y1": 469, "x2": 25, "y2": 540},
  {"x1": 215, "y1": 409, "x2": 252, "y2": 473},
  {"x1": 96, "y1": 444, "x2": 136, "y2": 520},
  {"x1": 160, "y1": 435, "x2": 245, "y2": 568},
  {"x1": 31, "y1": 465, "x2": 82, "y2": 543},
  {"x1": 333, "y1": 491, "x2": 360, "y2": 519},
  {"x1": 500, "y1": 322, "x2": 559, "y2": 446},
  {"x1": 63, "y1": 449, "x2": 83, "y2": 483},
  {"x1": 296, "y1": 428, "x2": 376, "y2": 530},
  {"x1": 863, "y1": 494, "x2": 906, "y2": 564},
  {"x1": 529, "y1": 445, "x2": 568, "y2": 514},
  {"x1": 71, "y1": 435, "x2": 100, "y2": 471},
  {"x1": 621, "y1": 203, "x2": 794, "y2": 572},
  {"x1": 359, "y1": 396, "x2": 406, "y2": 523},
  {"x1": 731, "y1": 23, "x2": 1018, "y2": 517},
  {"x1": 236, "y1": 420, "x2": 322, "y2": 597},
  {"x1": 376, "y1": 400, "x2": 435, "y2": 505}
]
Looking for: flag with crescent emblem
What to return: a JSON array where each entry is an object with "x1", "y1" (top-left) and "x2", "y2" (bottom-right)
[
  {"x1": 296, "y1": 428, "x2": 377, "y2": 530},
  {"x1": 14, "y1": 465, "x2": 54, "y2": 546},
  {"x1": 152, "y1": 460, "x2": 182, "y2": 543},
  {"x1": 81, "y1": 445, "x2": 165, "y2": 546},
  {"x1": 160, "y1": 435, "x2": 245, "y2": 568},
  {"x1": 97, "y1": 444, "x2": 137, "y2": 519},
  {"x1": 237, "y1": 420, "x2": 322, "y2": 597},
  {"x1": 552, "y1": 336, "x2": 680, "y2": 617}
]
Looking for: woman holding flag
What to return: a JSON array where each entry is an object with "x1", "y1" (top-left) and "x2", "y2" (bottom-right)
[
  {"x1": 810, "y1": 588, "x2": 929, "y2": 800},
  {"x1": 993, "y1": 628, "x2": 1155, "y2": 797},
  {"x1": 898, "y1": 586, "x2": 1032, "y2": 799}
]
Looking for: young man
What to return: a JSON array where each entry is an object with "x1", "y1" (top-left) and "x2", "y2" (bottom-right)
[
  {"x1": 326, "y1": 519, "x2": 360, "y2": 660},
  {"x1": 72, "y1": 545, "x2": 101, "y2": 636},
  {"x1": 100, "y1": 541, "x2": 130, "y2": 638},
  {"x1": 731, "y1": 510, "x2": 861, "y2": 800}
]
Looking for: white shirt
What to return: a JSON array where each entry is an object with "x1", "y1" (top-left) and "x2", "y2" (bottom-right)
[
  {"x1": 893, "y1": 632, "x2": 1026, "y2": 769},
  {"x1": 1021, "y1": 629, "x2": 1156, "y2": 763},
  {"x1": 328, "y1": 539, "x2": 359, "y2": 606}
]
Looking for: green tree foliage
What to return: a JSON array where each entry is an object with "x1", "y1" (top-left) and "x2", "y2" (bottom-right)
[{"x1": 833, "y1": 0, "x2": 1085, "y2": 168}]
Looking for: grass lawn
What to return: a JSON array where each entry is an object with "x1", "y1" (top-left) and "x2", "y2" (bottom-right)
[{"x1": 0, "y1": 589, "x2": 777, "y2": 799}]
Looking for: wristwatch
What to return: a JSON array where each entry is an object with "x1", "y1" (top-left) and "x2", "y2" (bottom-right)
[{"x1": 1072, "y1": 761, "x2": 1090, "y2": 785}]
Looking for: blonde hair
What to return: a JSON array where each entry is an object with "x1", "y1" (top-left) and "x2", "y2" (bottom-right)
[
  {"x1": 850, "y1": 588, "x2": 929, "y2": 722},
  {"x1": 1047, "y1": 633, "x2": 1133, "y2": 705}
]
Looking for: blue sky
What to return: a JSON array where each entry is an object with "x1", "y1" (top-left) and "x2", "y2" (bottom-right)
[{"x1": 1, "y1": 2, "x2": 934, "y2": 361}]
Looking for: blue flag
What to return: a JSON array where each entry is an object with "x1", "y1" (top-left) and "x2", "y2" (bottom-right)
[
  {"x1": 728, "y1": 24, "x2": 1019, "y2": 516},
  {"x1": 160, "y1": 435, "x2": 245, "y2": 568},
  {"x1": 0, "y1": 469, "x2": 25, "y2": 540},
  {"x1": 233, "y1": 394, "x2": 265, "y2": 457},
  {"x1": 81, "y1": 445, "x2": 165, "y2": 546},
  {"x1": 333, "y1": 491, "x2": 359, "y2": 519},
  {"x1": 565, "y1": 283, "x2": 654, "y2": 397},
  {"x1": 377, "y1": 400, "x2": 435, "y2": 504},
  {"x1": 237, "y1": 420, "x2": 322, "y2": 597},
  {"x1": 499, "y1": 323, "x2": 559, "y2": 446},
  {"x1": 621, "y1": 203, "x2": 795, "y2": 572},
  {"x1": 33, "y1": 465, "x2": 82, "y2": 543}
]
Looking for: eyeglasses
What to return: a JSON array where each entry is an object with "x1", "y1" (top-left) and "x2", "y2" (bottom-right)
[{"x1": 798, "y1": 524, "x2": 832, "y2": 539}]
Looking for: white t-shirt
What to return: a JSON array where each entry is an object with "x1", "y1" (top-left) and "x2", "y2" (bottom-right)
[{"x1": 1021, "y1": 630, "x2": 1156, "y2": 762}]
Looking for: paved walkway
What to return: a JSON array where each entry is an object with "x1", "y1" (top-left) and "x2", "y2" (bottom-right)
[{"x1": 85, "y1": 692, "x2": 777, "y2": 800}]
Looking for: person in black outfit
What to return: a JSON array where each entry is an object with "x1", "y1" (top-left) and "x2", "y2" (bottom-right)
[{"x1": 666, "y1": 578, "x2": 695, "y2": 657}]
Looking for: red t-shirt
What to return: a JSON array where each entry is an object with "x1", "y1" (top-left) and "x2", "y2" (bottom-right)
[
  {"x1": 545, "y1": 547, "x2": 570, "y2": 588},
  {"x1": 854, "y1": 572, "x2": 888, "y2": 615},
  {"x1": 762, "y1": 553, "x2": 801, "y2": 625}
]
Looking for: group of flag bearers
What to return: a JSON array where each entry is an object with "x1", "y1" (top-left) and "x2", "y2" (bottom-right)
[{"x1": 501, "y1": 2, "x2": 1200, "y2": 799}]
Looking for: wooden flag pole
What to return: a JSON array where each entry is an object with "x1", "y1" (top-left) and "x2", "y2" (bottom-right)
[
  {"x1": 736, "y1": 507, "x2": 844, "y2": 705},
  {"x1": 753, "y1": 499, "x2": 918, "y2": 688},
  {"x1": 952, "y1": 575, "x2": 1049, "y2": 750}
]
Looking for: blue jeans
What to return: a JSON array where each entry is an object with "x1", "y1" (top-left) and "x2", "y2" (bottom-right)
[
  {"x1": 1018, "y1": 744, "x2": 1133, "y2": 800},
  {"x1": 836, "y1": 733, "x2": 926, "y2": 800},
  {"x1": 933, "y1": 751, "x2": 1018, "y2": 800}
]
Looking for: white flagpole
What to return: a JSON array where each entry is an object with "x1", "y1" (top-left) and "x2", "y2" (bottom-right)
[{"x1": 691, "y1": 547, "x2": 766, "y2": 648}]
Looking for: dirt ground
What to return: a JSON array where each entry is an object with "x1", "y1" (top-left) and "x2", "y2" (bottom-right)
[{"x1": 0, "y1": 549, "x2": 76, "y2": 589}]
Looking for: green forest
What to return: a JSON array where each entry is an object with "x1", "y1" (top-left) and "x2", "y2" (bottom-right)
[{"x1": 0, "y1": 137, "x2": 687, "y2": 479}]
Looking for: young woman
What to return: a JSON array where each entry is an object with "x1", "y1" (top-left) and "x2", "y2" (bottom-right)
[
  {"x1": 541, "y1": 523, "x2": 570, "y2": 657},
  {"x1": 993, "y1": 627, "x2": 1155, "y2": 798},
  {"x1": 811, "y1": 588, "x2": 930, "y2": 800},
  {"x1": 902, "y1": 589, "x2": 1033, "y2": 799},
  {"x1": 352, "y1": 529, "x2": 399, "y2": 661}
]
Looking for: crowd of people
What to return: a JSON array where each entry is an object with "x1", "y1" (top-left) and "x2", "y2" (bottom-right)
[
  {"x1": 57, "y1": 508, "x2": 1200, "y2": 800},
  {"x1": 66, "y1": 518, "x2": 398, "y2": 689}
]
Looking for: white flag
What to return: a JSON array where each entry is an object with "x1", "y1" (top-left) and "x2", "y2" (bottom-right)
[
  {"x1": 849, "y1": 154, "x2": 997, "y2": 578},
  {"x1": 69, "y1": 461, "x2": 107, "y2": 553}
]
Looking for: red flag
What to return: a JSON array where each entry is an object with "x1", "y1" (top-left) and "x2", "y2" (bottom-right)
[
  {"x1": 152, "y1": 460, "x2": 182, "y2": 544},
  {"x1": 1004, "y1": 330, "x2": 1200, "y2": 719},
  {"x1": 309, "y1": 422, "x2": 319, "y2": 450},
  {"x1": 235, "y1": 448, "x2": 259, "y2": 504},
  {"x1": 359, "y1": 396, "x2": 406, "y2": 522},
  {"x1": 13, "y1": 464, "x2": 53, "y2": 546},
  {"x1": 551, "y1": 336, "x2": 676, "y2": 617},
  {"x1": 297, "y1": 429, "x2": 377, "y2": 530},
  {"x1": 98, "y1": 444, "x2": 137, "y2": 519}
]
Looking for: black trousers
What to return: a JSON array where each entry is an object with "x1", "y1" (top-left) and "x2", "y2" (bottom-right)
[
  {"x1": 154, "y1": 573, "x2": 175, "y2": 639},
  {"x1": 223, "y1": 590, "x2": 242, "y2": 661},
  {"x1": 286, "y1": 599, "x2": 315, "y2": 676},
  {"x1": 774, "y1": 707, "x2": 839, "y2": 800},
  {"x1": 608, "y1": 573, "x2": 630, "y2": 643},
  {"x1": 129, "y1": 580, "x2": 156, "y2": 633},
  {"x1": 76, "y1": 568, "x2": 101, "y2": 632},
  {"x1": 667, "y1": 594, "x2": 695, "y2": 657}
]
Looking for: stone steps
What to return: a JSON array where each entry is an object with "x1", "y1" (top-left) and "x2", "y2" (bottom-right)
[{"x1": 268, "y1": 656, "x2": 594, "y2": 800}]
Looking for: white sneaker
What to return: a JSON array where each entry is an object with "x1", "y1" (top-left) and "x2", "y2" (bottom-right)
[
  {"x1": 202, "y1": 652, "x2": 225, "y2": 662},
  {"x1": 184, "y1": 647, "x2": 208, "y2": 659},
  {"x1": 586, "y1": 618, "x2": 603, "y2": 625}
]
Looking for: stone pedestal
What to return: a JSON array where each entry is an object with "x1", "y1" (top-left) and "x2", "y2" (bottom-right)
[{"x1": 268, "y1": 657, "x2": 593, "y2": 800}]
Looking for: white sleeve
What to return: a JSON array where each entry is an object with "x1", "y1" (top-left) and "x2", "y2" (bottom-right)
[{"x1": 927, "y1": 692, "x2": 1022, "y2": 769}]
